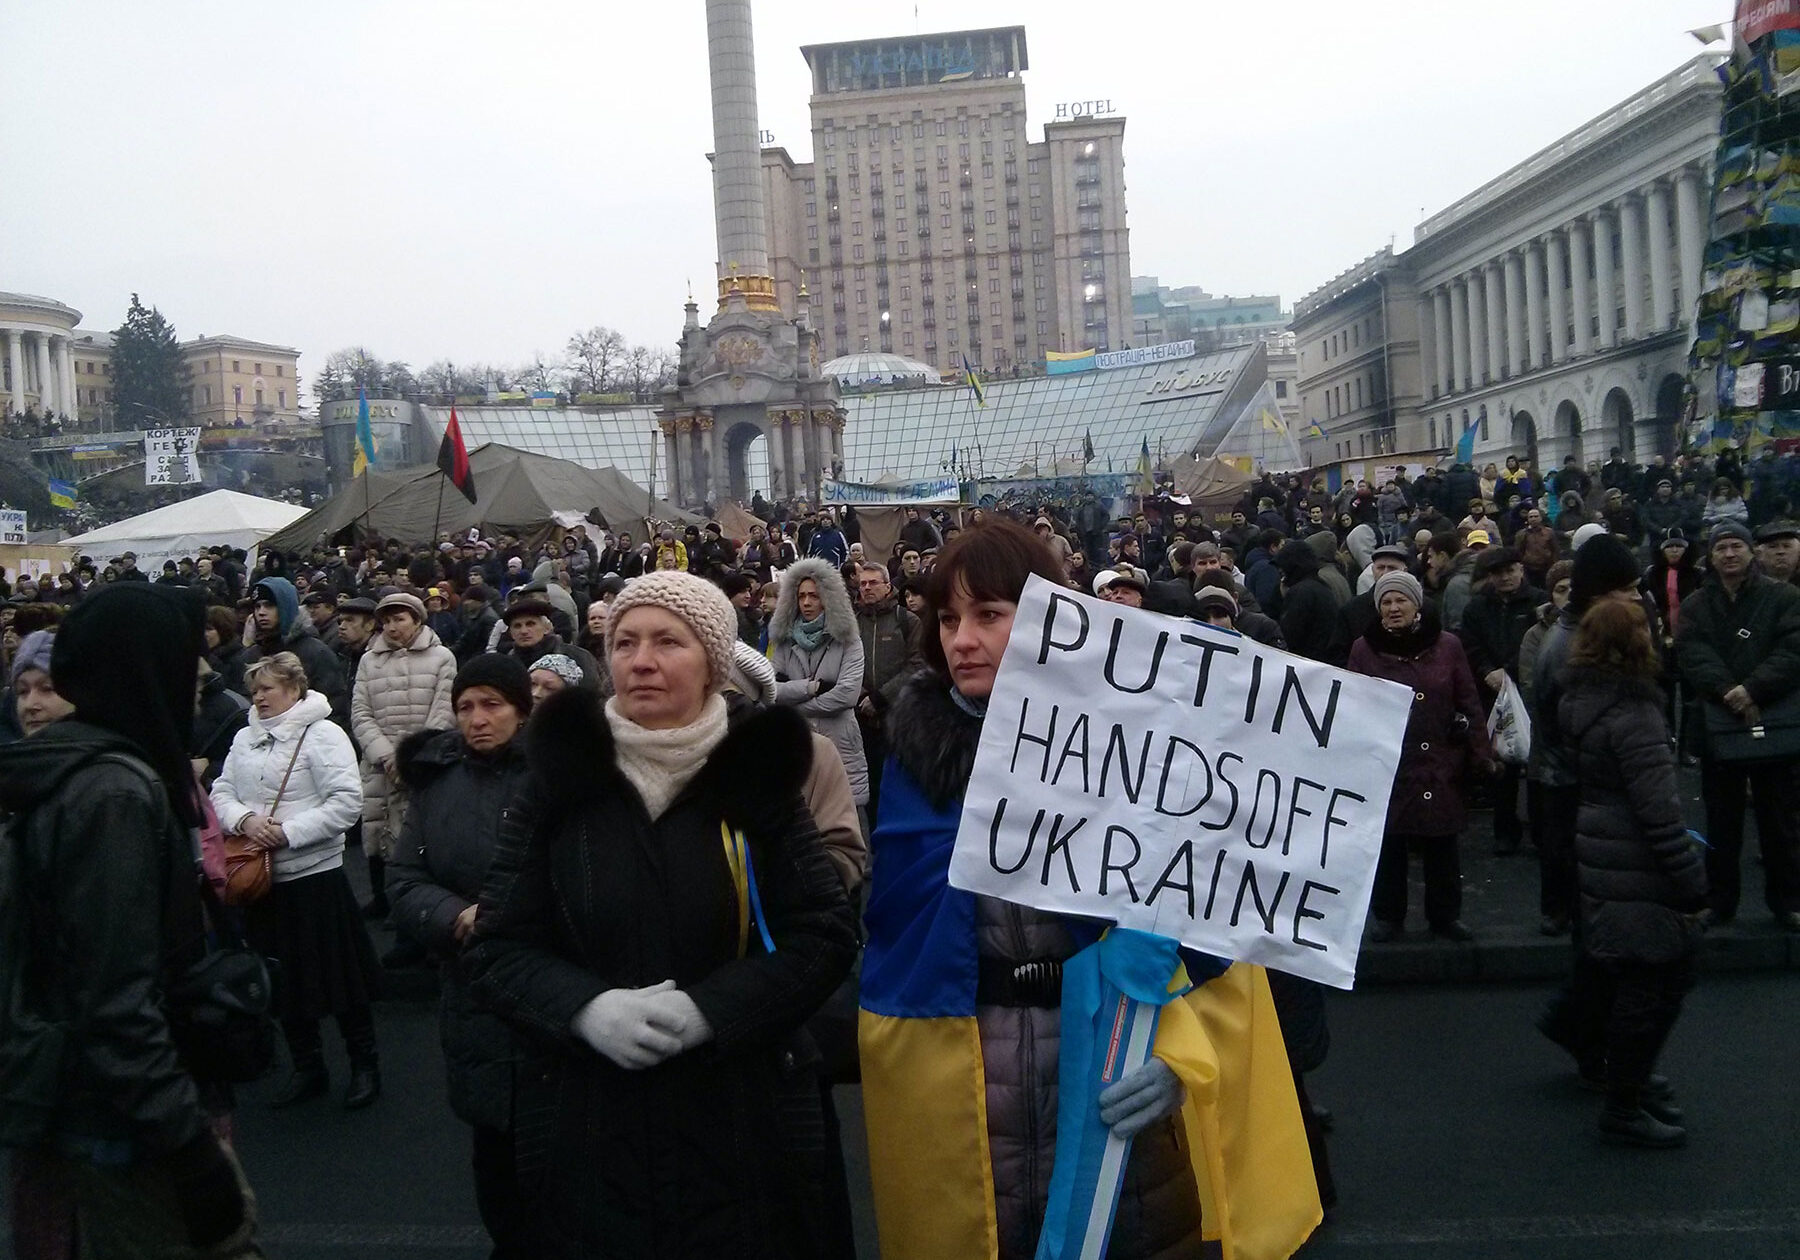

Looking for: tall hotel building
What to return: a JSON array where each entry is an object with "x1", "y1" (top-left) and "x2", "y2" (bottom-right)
[{"x1": 758, "y1": 26, "x2": 1132, "y2": 376}]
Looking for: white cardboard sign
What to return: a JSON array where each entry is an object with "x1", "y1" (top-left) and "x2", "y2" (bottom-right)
[{"x1": 948, "y1": 576, "x2": 1414, "y2": 989}]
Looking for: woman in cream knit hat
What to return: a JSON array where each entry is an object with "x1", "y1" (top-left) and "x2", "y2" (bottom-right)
[{"x1": 467, "y1": 568, "x2": 857, "y2": 1258}]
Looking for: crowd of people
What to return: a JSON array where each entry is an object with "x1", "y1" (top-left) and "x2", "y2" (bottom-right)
[{"x1": 5, "y1": 440, "x2": 1799, "y2": 1257}]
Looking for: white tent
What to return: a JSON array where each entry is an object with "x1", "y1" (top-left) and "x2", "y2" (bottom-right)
[{"x1": 63, "y1": 490, "x2": 311, "y2": 572}]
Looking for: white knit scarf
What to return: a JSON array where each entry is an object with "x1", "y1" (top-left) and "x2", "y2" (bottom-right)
[{"x1": 604, "y1": 692, "x2": 729, "y2": 821}]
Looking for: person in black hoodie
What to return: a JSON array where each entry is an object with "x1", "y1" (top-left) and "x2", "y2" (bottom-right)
[
  {"x1": 1458, "y1": 546, "x2": 1546, "y2": 854},
  {"x1": 0, "y1": 584, "x2": 259, "y2": 1254},
  {"x1": 1558, "y1": 599, "x2": 1707, "y2": 1148},
  {"x1": 1272, "y1": 539, "x2": 1340, "y2": 662}
]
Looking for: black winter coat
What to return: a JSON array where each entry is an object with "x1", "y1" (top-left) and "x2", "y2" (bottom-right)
[
  {"x1": 387, "y1": 728, "x2": 533, "y2": 1131},
  {"x1": 1559, "y1": 671, "x2": 1707, "y2": 962},
  {"x1": 1458, "y1": 583, "x2": 1546, "y2": 691},
  {"x1": 1277, "y1": 572, "x2": 1339, "y2": 662},
  {"x1": 465, "y1": 694, "x2": 858, "y2": 1259},
  {"x1": 1675, "y1": 573, "x2": 1800, "y2": 709},
  {"x1": 0, "y1": 724, "x2": 210, "y2": 1154}
]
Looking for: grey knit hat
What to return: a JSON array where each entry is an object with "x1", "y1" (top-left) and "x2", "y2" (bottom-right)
[
  {"x1": 1373, "y1": 570, "x2": 1424, "y2": 610},
  {"x1": 10, "y1": 629, "x2": 54, "y2": 686},
  {"x1": 605, "y1": 571, "x2": 738, "y2": 692}
]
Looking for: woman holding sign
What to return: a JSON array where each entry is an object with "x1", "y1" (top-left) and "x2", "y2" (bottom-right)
[
  {"x1": 1349, "y1": 570, "x2": 1496, "y2": 943},
  {"x1": 860, "y1": 519, "x2": 1320, "y2": 1260}
]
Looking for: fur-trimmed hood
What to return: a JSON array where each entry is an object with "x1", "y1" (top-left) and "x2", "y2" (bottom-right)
[
  {"x1": 769, "y1": 556, "x2": 857, "y2": 644},
  {"x1": 522, "y1": 685, "x2": 814, "y2": 823},
  {"x1": 884, "y1": 668, "x2": 982, "y2": 811}
]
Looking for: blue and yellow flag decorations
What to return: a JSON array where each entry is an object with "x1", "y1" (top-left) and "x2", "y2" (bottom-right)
[
  {"x1": 1046, "y1": 348, "x2": 1098, "y2": 376},
  {"x1": 47, "y1": 479, "x2": 76, "y2": 510},
  {"x1": 1136, "y1": 437, "x2": 1153, "y2": 494},
  {"x1": 352, "y1": 386, "x2": 378, "y2": 476},
  {"x1": 1302, "y1": 420, "x2": 1326, "y2": 440},
  {"x1": 962, "y1": 354, "x2": 987, "y2": 407}
]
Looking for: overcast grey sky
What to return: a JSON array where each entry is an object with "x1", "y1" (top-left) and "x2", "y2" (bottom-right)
[{"x1": 2, "y1": 0, "x2": 1725, "y2": 390}]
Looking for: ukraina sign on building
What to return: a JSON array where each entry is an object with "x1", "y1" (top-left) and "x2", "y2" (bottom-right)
[{"x1": 949, "y1": 577, "x2": 1413, "y2": 989}]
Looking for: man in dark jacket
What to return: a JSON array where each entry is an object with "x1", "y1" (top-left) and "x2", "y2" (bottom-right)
[
  {"x1": 243, "y1": 576, "x2": 348, "y2": 722},
  {"x1": 1459, "y1": 547, "x2": 1546, "y2": 854},
  {"x1": 1272, "y1": 539, "x2": 1339, "y2": 663},
  {"x1": 1243, "y1": 529, "x2": 1286, "y2": 620},
  {"x1": 498, "y1": 598, "x2": 601, "y2": 687},
  {"x1": 854, "y1": 562, "x2": 921, "y2": 814},
  {"x1": 1639, "y1": 480, "x2": 1683, "y2": 544},
  {"x1": 807, "y1": 511, "x2": 849, "y2": 567},
  {"x1": 1674, "y1": 522, "x2": 1800, "y2": 930},
  {"x1": 303, "y1": 588, "x2": 342, "y2": 649}
]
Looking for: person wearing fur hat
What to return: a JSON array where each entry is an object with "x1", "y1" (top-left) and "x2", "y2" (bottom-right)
[
  {"x1": 351, "y1": 592, "x2": 456, "y2": 927},
  {"x1": 1349, "y1": 569, "x2": 1497, "y2": 943},
  {"x1": 386, "y1": 654, "x2": 536, "y2": 1256},
  {"x1": 768, "y1": 557, "x2": 870, "y2": 810},
  {"x1": 466, "y1": 570, "x2": 857, "y2": 1259}
]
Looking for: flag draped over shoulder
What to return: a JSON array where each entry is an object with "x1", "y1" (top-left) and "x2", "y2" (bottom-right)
[
  {"x1": 437, "y1": 406, "x2": 477, "y2": 503},
  {"x1": 353, "y1": 387, "x2": 377, "y2": 476}
]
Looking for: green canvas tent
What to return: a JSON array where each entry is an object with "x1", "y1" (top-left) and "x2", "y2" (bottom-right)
[{"x1": 263, "y1": 444, "x2": 695, "y2": 551}]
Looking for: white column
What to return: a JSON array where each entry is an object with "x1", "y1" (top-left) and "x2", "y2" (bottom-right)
[
  {"x1": 4, "y1": 331, "x2": 22, "y2": 415},
  {"x1": 32, "y1": 334, "x2": 52, "y2": 415},
  {"x1": 1449, "y1": 280, "x2": 1470, "y2": 394},
  {"x1": 1592, "y1": 209, "x2": 1618, "y2": 350},
  {"x1": 1619, "y1": 195, "x2": 1645, "y2": 341},
  {"x1": 1466, "y1": 271, "x2": 1488, "y2": 388},
  {"x1": 766, "y1": 415, "x2": 787, "y2": 498},
  {"x1": 1646, "y1": 182, "x2": 1675, "y2": 333},
  {"x1": 1524, "y1": 244, "x2": 1547, "y2": 371},
  {"x1": 1433, "y1": 287, "x2": 1453, "y2": 397},
  {"x1": 1569, "y1": 220, "x2": 1593, "y2": 359},
  {"x1": 1483, "y1": 261, "x2": 1505, "y2": 383},
  {"x1": 1545, "y1": 230, "x2": 1570, "y2": 364},
  {"x1": 1417, "y1": 297, "x2": 1439, "y2": 400},
  {"x1": 1504, "y1": 253, "x2": 1526, "y2": 377},
  {"x1": 1674, "y1": 167, "x2": 1705, "y2": 324},
  {"x1": 673, "y1": 421, "x2": 691, "y2": 505},
  {"x1": 57, "y1": 337, "x2": 77, "y2": 421}
]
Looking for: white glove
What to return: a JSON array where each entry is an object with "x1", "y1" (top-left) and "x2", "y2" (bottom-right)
[
  {"x1": 569, "y1": 981, "x2": 685, "y2": 1070},
  {"x1": 644, "y1": 988, "x2": 714, "y2": 1052},
  {"x1": 1097, "y1": 1057, "x2": 1185, "y2": 1138}
]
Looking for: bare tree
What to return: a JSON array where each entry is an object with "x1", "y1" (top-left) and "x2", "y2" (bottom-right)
[
  {"x1": 566, "y1": 326, "x2": 626, "y2": 396},
  {"x1": 620, "y1": 343, "x2": 677, "y2": 401}
]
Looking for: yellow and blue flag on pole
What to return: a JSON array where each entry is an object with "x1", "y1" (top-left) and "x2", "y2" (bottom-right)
[
  {"x1": 352, "y1": 387, "x2": 377, "y2": 476},
  {"x1": 1301, "y1": 420, "x2": 1326, "y2": 440},
  {"x1": 961, "y1": 354, "x2": 986, "y2": 408},
  {"x1": 47, "y1": 479, "x2": 77, "y2": 510}
]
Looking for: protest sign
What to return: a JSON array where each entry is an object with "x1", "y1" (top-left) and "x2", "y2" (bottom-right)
[
  {"x1": 144, "y1": 428, "x2": 202, "y2": 486},
  {"x1": 948, "y1": 576, "x2": 1413, "y2": 989},
  {"x1": 0, "y1": 510, "x2": 25, "y2": 545}
]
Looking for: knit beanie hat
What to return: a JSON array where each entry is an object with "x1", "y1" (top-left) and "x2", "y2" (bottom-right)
[
  {"x1": 10, "y1": 629, "x2": 54, "y2": 686},
  {"x1": 1373, "y1": 570, "x2": 1424, "y2": 610},
  {"x1": 528, "y1": 653, "x2": 585, "y2": 688},
  {"x1": 606, "y1": 571, "x2": 738, "y2": 692},
  {"x1": 1570, "y1": 534, "x2": 1640, "y2": 611},
  {"x1": 1708, "y1": 521, "x2": 1754, "y2": 550},
  {"x1": 452, "y1": 653, "x2": 532, "y2": 715}
]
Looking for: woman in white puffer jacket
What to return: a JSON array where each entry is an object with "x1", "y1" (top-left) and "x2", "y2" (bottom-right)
[{"x1": 212, "y1": 651, "x2": 383, "y2": 1109}]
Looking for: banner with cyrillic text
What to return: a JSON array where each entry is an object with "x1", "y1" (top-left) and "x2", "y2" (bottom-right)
[
  {"x1": 949, "y1": 575, "x2": 1413, "y2": 989},
  {"x1": 820, "y1": 476, "x2": 961, "y2": 506}
]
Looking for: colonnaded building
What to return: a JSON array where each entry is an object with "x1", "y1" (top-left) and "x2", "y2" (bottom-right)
[
  {"x1": 1292, "y1": 55, "x2": 1721, "y2": 472},
  {"x1": 0, "y1": 290, "x2": 302, "y2": 431}
]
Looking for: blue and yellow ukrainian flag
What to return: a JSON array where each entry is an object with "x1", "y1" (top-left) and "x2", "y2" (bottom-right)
[
  {"x1": 962, "y1": 354, "x2": 987, "y2": 408},
  {"x1": 1302, "y1": 420, "x2": 1327, "y2": 441},
  {"x1": 858, "y1": 765, "x2": 1320, "y2": 1260},
  {"x1": 352, "y1": 387, "x2": 377, "y2": 476},
  {"x1": 47, "y1": 479, "x2": 76, "y2": 510}
]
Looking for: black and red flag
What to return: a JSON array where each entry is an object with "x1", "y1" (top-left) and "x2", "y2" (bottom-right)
[{"x1": 437, "y1": 406, "x2": 477, "y2": 504}]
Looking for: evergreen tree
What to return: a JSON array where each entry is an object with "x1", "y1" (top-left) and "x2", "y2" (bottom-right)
[{"x1": 110, "y1": 293, "x2": 189, "y2": 428}]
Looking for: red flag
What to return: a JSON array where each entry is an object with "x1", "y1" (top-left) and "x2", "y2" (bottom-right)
[{"x1": 437, "y1": 407, "x2": 477, "y2": 504}]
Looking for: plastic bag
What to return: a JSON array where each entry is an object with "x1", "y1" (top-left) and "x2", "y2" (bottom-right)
[{"x1": 1487, "y1": 675, "x2": 1532, "y2": 766}]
